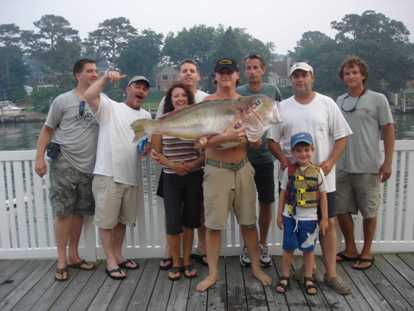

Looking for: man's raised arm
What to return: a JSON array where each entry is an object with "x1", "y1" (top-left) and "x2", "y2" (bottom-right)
[{"x1": 84, "y1": 70, "x2": 126, "y2": 112}]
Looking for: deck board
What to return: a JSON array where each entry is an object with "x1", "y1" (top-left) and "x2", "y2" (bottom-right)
[{"x1": 0, "y1": 254, "x2": 413, "y2": 311}]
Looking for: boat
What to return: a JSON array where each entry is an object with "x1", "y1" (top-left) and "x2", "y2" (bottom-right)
[{"x1": 0, "y1": 100, "x2": 24, "y2": 117}]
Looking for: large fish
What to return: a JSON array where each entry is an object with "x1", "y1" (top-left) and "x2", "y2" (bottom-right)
[{"x1": 131, "y1": 95, "x2": 281, "y2": 141}]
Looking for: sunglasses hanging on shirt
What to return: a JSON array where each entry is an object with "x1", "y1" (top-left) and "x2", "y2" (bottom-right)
[{"x1": 340, "y1": 89, "x2": 367, "y2": 113}]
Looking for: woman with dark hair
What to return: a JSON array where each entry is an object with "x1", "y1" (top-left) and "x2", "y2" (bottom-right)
[{"x1": 151, "y1": 82, "x2": 204, "y2": 280}]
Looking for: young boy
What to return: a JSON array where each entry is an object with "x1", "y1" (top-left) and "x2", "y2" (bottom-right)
[{"x1": 275, "y1": 132, "x2": 328, "y2": 295}]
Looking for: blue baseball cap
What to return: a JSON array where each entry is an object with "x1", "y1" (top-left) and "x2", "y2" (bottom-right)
[{"x1": 291, "y1": 132, "x2": 313, "y2": 148}]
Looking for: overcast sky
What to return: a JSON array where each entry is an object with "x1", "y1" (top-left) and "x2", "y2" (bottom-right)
[{"x1": 1, "y1": 0, "x2": 413, "y2": 53}]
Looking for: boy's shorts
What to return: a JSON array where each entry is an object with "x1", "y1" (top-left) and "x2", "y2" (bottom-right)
[{"x1": 282, "y1": 216, "x2": 319, "y2": 252}]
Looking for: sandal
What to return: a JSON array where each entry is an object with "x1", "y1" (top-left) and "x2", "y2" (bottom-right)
[
  {"x1": 168, "y1": 266, "x2": 182, "y2": 281},
  {"x1": 275, "y1": 276, "x2": 289, "y2": 294},
  {"x1": 183, "y1": 264, "x2": 197, "y2": 279},
  {"x1": 352, "y1": 257, "x2": 375, "y2": 270},
  {"x1": 68, "y1": 259, "x2": 96, "y2": 270},
  {"x1": 119, "y1": 259, "x2": 139, "y2": 270},
  {"x1": 304, "y1": 277, "x2": 317, "y2": 295},
  {"x1": 55, "y1": 267, "x2": 69, "y2": 282},
  {"x1": 336, "y1": 251, "x2": 358, "y2": 262},
  {"x1": 105, "y1": 267, "x2": 126, "y2": 280},
  {"x1": 160, "y1": 257, "x2": 173, "y2": 270},
  {"x1": 191, "y1": 250, "x2": 208, "y2": 266}
]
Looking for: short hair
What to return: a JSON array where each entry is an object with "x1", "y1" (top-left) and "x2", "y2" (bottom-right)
[
  {"x1": 73, "y1": 58, "x2": 96, "y2": 78},
  {"x1": 163, "y1": 82, "x2": 195, "y2": 114},
  {"x1": 244, "y1": 54, "x2": 266, "y2": 69},
  {"x1": 179, "y1": 59, "x2": 199, "y2": 71},
  {"x1": 338, "y1": 56, "x2": 369, "y2": 84}
]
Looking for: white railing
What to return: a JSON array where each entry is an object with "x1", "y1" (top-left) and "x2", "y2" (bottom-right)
[{"x1": 1, "y1": 141, "x2": 414, "y2": 260}]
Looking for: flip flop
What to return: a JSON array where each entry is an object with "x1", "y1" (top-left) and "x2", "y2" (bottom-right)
[
  {"x1": 119, "y1": 259, "x2": 139, "y2": 270},
  {"x1": 168, "y1": 266, "x2": 182, "y2": 281},
  {"x1": 105, "y1": 267, "x2": 126, "y2": 280},
  {"x1": 352, "y1": 257, "x2": 375, "y2": 270},
  {"x1": 55, "y1": 267, "x2": 69, "y2": 282},
  {"x1": 68, "y1": 260, "x2": 96, "y2": 270},
  {"x1": 191, "y1": 251, "x2": 208, "y2": 266},
  {"x1": 160, "y1": 257, "x2": 173, "y2": 270},
  {"x1": 336, "y1": 251, "x2": 359, "y2": 262},
  {"x1": 183, "y1": 264, "x2": 197, "y2": 279}
]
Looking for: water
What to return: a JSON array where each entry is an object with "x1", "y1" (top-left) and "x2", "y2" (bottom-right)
[{"x1": 0, "y1": 112, "x2": 413, "y2": 151}]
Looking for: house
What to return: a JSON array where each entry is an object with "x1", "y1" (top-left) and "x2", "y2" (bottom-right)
[{"x1": 156, "y1": 66, "x2": 179, "y2": 92}]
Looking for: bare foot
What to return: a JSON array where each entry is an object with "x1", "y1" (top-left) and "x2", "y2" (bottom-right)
[
  {"x1": 252, "y1": 268, "x2": 272, "y2": 286},
  {"x1": 196, "y1": 275, "x2": 217, "y2": 292}
]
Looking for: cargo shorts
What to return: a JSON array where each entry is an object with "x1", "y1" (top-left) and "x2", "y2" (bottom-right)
[
  {"x1": 335, "y1": 173, "x2": 381, "y2": 219},
  {"x1": 92, "y1": 175, "x2": 139, "y2": 229},
  {"x1": 48, "y1": 155, "x2": 95, "y2": 218},
  {"x1": 203, "y1": 160, "x2": 257, "y2": 230}
]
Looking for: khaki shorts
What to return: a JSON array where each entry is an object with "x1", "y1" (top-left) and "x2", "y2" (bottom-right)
[
  {"x1": 335, "y1": 173, "x2": 381, "y2": 219},
  {"x1": 49, "y1": 155, "x2": 94, "y2": 218},
  {"x1": 92, "y1": 175, "x2": 139, "y2": 229},
  {"x1": 203, "y1": 161, "x2": 257, "y2": 230}
]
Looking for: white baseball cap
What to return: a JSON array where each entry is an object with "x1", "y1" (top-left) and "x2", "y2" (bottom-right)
[{"x1": 289, "y1": 62, "x2": 314, "y2": 77}]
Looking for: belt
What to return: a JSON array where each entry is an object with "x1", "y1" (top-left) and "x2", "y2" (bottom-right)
[{"x1": 205, "y1": 158, "x2": 247, "y2": 171}]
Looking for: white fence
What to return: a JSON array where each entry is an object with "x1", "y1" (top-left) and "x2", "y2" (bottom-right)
[{"x1": 1, "y1": 141, "x2": 414, "y2": 260}]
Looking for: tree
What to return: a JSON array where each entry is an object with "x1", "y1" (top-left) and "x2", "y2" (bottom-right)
[
  {"x1": 331, "y1": 10, "x2": 414, "y2": 93},
  {"x1": 31, "y1": 86, "x2": 63, "y2": 114},
  {"x1": 117, "y1": 29, "x2": 163, "y2": 83},
  {"x1": 291, "y1": 11, "x2": 414, "y2": 95},
  {"x1": 84, "y1": 17, "x2": 137, "y2": 65},
  {"x1": 163, "y1": 24, "x2": 219, "y2": 78},
  {"x1": 0, "y1": 46, "x2": 27, "y2": 101},
  {"x1": 0, "y1": 24, "x2": 21, "y2": 47}
]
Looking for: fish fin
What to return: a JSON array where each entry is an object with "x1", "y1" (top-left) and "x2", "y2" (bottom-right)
[{"x1": 130, "y1": 119, "x2": 155, "y2": 142}]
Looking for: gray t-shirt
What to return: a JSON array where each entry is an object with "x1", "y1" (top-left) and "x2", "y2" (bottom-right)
[
  {"x1": 45, "y1": 90, "x2": 99, "y2": 174},
  {"x1": 336, "y1": 89, "x2": 394, "y2": 174}
]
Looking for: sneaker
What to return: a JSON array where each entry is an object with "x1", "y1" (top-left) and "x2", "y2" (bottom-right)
[
  {"x1": 259, "y1": 244, "x2": 272, "y2": 267},
  {"x1": 324, "y1": 275, "x2": 352, "y2": 295},
  {"x1": 239, "y1": 247, "x2": 251, "y2": 267}
]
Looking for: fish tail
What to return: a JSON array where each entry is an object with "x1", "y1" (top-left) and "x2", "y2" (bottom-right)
[{"x1": 130, "y1": 119, "x2": 156, "y2": 142}]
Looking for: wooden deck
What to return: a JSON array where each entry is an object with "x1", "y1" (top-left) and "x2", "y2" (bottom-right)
[{"x1": 0, "y1": 253, "x2": 413, "y2": 311}]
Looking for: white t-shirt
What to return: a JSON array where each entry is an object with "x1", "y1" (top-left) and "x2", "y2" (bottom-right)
[
  {"x1": 156, "y1": 89, "x2": 209, "y2": 118},
  {"x1": 280, "y1": 165, "x2": 327, "y2": 220},
  {"x1": 94, "y1": 95, "x2": 152, "y2": 185},
  {"x1": 270, "y1": 92, "x2": 352, "y2": 192}
]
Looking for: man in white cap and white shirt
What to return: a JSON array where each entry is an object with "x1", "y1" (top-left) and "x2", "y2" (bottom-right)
[
  {"x1": 85, "y1": 72, "x2": 152, "y2": 280},
  {"x1": 268, "y1": 62, "x2": 353, "y2": 295}
]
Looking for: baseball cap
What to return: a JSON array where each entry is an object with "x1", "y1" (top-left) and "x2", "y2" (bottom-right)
[
  {"x1": 291, "y1": 132, "x2": 313, "y2": 148},
  {"x1": 128, "y1": 75, "x2": 150, "y2": 87},
  {"x1": 289, "y1": 62, "x2": 314, "y2": 77},
  {"x1": 214, "y1": 58, "x2": 239, "y2": 73}
]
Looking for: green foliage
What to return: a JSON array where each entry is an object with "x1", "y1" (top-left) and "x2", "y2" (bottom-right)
[
  {"x1": 31, "y1": 86, "x2": 64, "y2": 114},
  {"x1": 0, "y1": 23, "x2": 21, "y2": 47},
  {"x1": 0, "y1": 46, "x2": 27, "y2": 101},
  {"x1": 291, "y1": 10, "x2": 414, "y2": 96},
  {"x1": 163, "y1": 25, "x2": 274, "y2": 90},
  {"x1": 117, "y1": 29, "x2": 163, "y2": 83},
  {"x1": 84, "y1": 17, "x2": 138, "y2": 64}
]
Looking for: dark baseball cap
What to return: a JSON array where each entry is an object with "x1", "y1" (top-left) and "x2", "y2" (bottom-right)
[{"x1": 214, "y1": 58, "x2": 239, "y2": 73}]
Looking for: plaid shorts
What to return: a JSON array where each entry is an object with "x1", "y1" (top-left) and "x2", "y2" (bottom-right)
[{"x1": 49, "y1": 155, "x2": 95, "y2": 217}]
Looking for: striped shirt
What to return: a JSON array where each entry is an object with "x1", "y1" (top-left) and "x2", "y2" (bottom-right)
[{"x1": 162, "y1": 136, "x2": 200, "y2": 174}]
